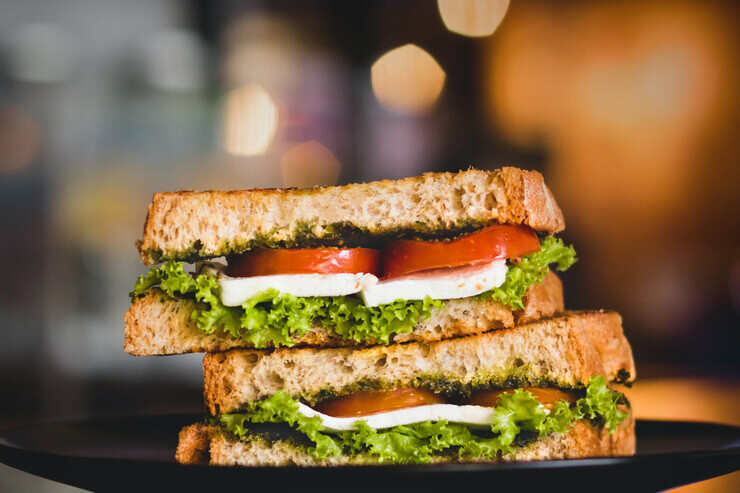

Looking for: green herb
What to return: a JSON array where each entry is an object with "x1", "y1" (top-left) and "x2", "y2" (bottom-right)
[{"x1": 219, "y1": 376, "x2": 627, "y2": 464}]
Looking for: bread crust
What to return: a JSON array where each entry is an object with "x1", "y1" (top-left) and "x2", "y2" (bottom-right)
[
  {"x1": 175, "y1": 423, "x2": 218, "y2": 465},
  {"x1": 175, "y1": 412, "x2": 635, "y2": 466},
  {"x1": 203, "y1": 310, "x2": 636, "y2": 415},
  {"x1": 138, "y1": 167, "x2": 565, "y2": 265},
  {"x1": 124, "y1": 271, "x2": 563, "y2": 356}
]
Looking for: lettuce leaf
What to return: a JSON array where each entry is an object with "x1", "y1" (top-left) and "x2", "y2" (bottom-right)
[
  {"x1": 131, "y1": 262, "x2": 443, "y2": 348},
  {"x1": 480, "y1": 236, "x2": 577, "y2": 310},
  {"x1": 220, "y1": 390, "x2": 344, "y2": 458},
  {"x1": 218, "y1": 376, "x2": 628, "y2": 464},
  {"x1": 576, "y1": 375, "x2": 628, "y2": 432},
  {"x1": 130, "y1": 235, "x2": 576, "y2": 347}
]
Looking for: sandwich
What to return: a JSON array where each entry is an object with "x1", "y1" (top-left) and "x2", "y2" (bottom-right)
[
  {"x1": 175, "y1": 311, "x2": 636, "y2": 465},
  {"x1": 124, "y1": 167, "x2": 576, "y2": 355},
  {"x1": 123, "y1": 165, "x2": 637, "y2": 467}
]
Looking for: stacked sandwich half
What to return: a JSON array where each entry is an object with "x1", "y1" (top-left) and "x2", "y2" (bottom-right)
[{"x1": 124, "y1": 167, "x2": 636, "y2": 466}]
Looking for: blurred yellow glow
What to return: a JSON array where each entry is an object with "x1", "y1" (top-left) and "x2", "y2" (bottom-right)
[
  {"x1": 222, "y1": 84, "x2": 278, "y2": 156},
  {"x1": 59, "y1": 168, "x2": 146, "y2": 250},
  {"x1": 622, "y1": 378, "x2": 740, "y2": 426},
  {"x1": 280, "y1": 141, "x2": 341, "y2": 188},
  {"x1": 438, "y1": 0, "x2": 509, "y2": 37},
  {"x1": 371, "y1": 44, "x2": 446, "y2": 115}
]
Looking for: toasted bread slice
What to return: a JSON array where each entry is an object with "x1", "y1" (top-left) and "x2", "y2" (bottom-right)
[
  {"x1": 175, "y1": 413, "x2": 635, "y2": 466},
  {"x1": 203, "y1": 310, "x2": 635, "y2": 415},
  {"x1": 137, "y1": 167, "x2": 565, "y2": 265},
  {"x1": 124, "y1": 270, "x2": 563, "y2": 356}
]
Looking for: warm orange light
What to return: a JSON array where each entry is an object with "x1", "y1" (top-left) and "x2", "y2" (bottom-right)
[
  {"x1": 438, "y1": 0, "x2": 509, "y2": 37},
  {"x1": 486, "y1": 0, "x2": 733, "y2": 234},
  {"x1": 222, "y1": 84, "x2": 278, "y2": 156},
  {"x1": 485, "y1": 1, "x2": 738, "y2": 339},
  {"x1": 621, "y1": 378, "x2": 740, "y2": 426},
  {"x1": 371, "y1": 44, "x2": 446, "y2": 115},
  {"x1": 280, "y1": 141, "x2": 340, "y2": 188}
]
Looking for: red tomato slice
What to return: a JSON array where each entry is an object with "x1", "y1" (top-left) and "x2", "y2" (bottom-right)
[
  {"x1": 314, "y1": 388, "x2": 445, "y2": 418},
  {"x1": 226, "y1": 247, "x2": 381, "y2": 277},
  {"x1": 381, "y1": 224, "x2": 540, "y2": 279},
  {"x1": 466, "y1": 388, "x2": 577, "y2": 408}
]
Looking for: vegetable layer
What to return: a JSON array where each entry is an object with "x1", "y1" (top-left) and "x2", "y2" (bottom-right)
[
  {"x1": 131, "y1": 236, "x2": 576, "y2": 348},
  {"x1": 218, "y1": 376, "x2": 627, "y2": 464}
]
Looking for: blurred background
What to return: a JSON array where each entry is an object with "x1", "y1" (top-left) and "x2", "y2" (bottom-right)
[{"x1": 0, "y1": 0, "x2": 738, "y2": 491}]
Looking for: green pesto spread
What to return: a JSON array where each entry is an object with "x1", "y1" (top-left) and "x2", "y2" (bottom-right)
[{"x1": 142, "y1": 218, "x2": 496, "y2": 264}]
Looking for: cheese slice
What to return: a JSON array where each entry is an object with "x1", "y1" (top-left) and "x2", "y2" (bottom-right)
[
  {"x1": 219, "y1": 273, "x2": 379, "y2": 307},
  {"x1": 206, "y1": 258, "x2": 508, "y2": 308},
  {"x1": 297, "y1": 402, "x2": 501, "y2": 431},
  {"x1": 360, "y1": 259, "x2": 507, "y2": 307}
]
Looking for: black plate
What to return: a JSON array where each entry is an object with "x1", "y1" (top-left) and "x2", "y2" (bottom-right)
[{"x1": 0, "y1": 415, "x2": 738, "y2": 492}]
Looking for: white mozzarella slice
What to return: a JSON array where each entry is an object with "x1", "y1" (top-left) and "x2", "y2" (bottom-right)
[
  {"x1": 219, "y1": 273, "x2": 379, "y2": 307},
  {"x1": 297, "y1": 403, "x2": 496, "y2": 431},
  {"x1": 360, "y1": 259, "x2": 507, "y2": 307}
]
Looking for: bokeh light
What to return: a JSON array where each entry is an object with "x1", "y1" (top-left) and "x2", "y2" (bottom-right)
[
  {"x1": 222, "y1": 14, "x2": 297, "y2": 90},
  {"x1": 141, "y1": 29, "x2": 206, "y2": 92},
  {"x1": 371, "y1": 44, "x2": 446, "y2": 115},
  {"x1": 0, "y1": 106, "x2": 40, "y2": 174},
  {"x1": 438, "y1": 0, "x2": 509, "y2": 37},
  {"x1": 488, "y1": 0, "x2": 734, "y2": 235},
  {"x1": 8, "y1": 23, "x2": 74, "y2": 83},
  {"x1": 280, "y1": 140, "x2": 341, "y2": 188},
  {"x1": 222, "y1": 84, "x2": 279, "y2": 156}
]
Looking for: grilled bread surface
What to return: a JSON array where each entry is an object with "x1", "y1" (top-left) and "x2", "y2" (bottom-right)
[
  {"x1": 203, "y1": 310, "x2": 635, "y2": 415},
  {"x1": 138, "y1": 167, "x2": 565, "y2": 265}
]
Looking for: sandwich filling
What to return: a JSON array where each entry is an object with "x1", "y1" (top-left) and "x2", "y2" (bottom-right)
[
  {"x1": 215, "y1": 259, "x2": 509, "y2": 307},
  {"x1": 130, "y1": 226, "x2": 576, "y2": 348},
  {"x1": 217, "y1": 376, "x2": 627, "y2": 464}
]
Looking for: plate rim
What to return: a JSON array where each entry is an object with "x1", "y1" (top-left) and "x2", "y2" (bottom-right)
[
  {"x1": 0, "y1": 415, "x2": 738, "y2": 469},
  {"x1": 1, "y1": 417, "x2": 738, "y2": 493}
]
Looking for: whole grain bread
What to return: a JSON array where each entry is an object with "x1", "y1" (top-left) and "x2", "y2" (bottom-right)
[
  {"x1": 137, "y1": 167, "x2": 565, "y2": 265},
  {"x1": 124, "y1": 270, "x2": 563, "y2": 356},
  {"x1": 175, "y1": 412, "x2": 635, "y2": 466},
  {"x1": 203, "y1": 310, "x2": 635, "y2": 415}
]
